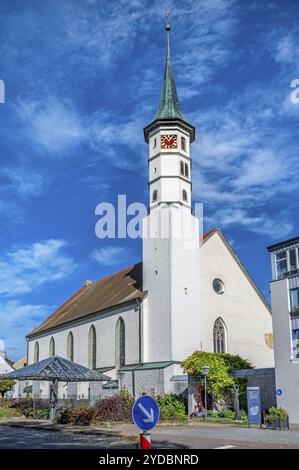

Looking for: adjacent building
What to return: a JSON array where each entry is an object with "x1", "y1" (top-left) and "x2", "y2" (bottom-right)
[{"x1": 268, "y1": 236, "x2": 299, "y2": 425}]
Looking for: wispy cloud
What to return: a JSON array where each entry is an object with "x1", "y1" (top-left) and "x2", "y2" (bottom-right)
[
  {"x1": 1, "y1": 167, "x2": 45, "y2": 197},
  {"x1": 89, "y1": 246, "x2": 128, "y2": 267},
  {"x1": 14, "y1": 97, "x2": 86, "y2": 154},
  {"x1": 269, "y1": 28, "x2": 299, "y2": 70},
  {"x1": 190, "y1": 68, "x2": 299, "y2": 238},
  {"x1": 0, "y1": 301, "x2": 52, "y2": 359},
  {"x1": 205, "y1": 208, "x2": 293, "y2": 238},
  {"x1": 0, "y1": 240, "x2": 76, "y2": 296}
]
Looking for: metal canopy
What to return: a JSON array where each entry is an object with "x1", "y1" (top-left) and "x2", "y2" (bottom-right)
[
  {"x1": 231, "y1": 368, "x2": 275, "y2": 378},
  {"x1": 2, "y1": 355, "x2": 111, "y2": 382}
]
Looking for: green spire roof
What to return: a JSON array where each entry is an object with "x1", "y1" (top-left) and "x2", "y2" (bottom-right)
[
  {"x1": 144, "y1": 14, "x2": 195, "y2": 143},
  {"x1": 153, "y1": 16, "x2": 186, "y2": 121}
]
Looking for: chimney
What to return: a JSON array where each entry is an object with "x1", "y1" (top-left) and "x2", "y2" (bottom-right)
[{"x1": 0, "y1": 339, "x2": 5, "y2": 359}]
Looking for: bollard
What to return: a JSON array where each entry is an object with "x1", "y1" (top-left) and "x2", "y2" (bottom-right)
[{"x1": 140, "y1": 431, "x2": 151, "y2": 449}]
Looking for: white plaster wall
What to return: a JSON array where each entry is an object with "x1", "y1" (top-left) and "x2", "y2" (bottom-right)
[
  {"x1": 143, "y1": 203, "x2": 201, "y2": 363},
  {"x1": 271, "y1": 277, "x2": 299, "y2": 425},
  {"x1": 142, "y1": 208, "x2": 172, "y2": 362},
  {"x1": 149, "y1": 153, "x2": 190, "y2": 180},
  {"x1": 169, "y1": 208, "x2": 201, "y2": 361},
  {"x1": 28, "y1": 303, "x2": 140, "y2": 370},
  {"x1": 199, "y1": 232, "x2": 274, "y2": 368},
  {"x1": 148, "y1": 126, "x2": 191, "y2": 208}
]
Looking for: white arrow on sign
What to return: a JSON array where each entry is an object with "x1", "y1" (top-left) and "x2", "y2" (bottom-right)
[{"x1": 138, "y1": 402, "x2": 154, "y2": 423}]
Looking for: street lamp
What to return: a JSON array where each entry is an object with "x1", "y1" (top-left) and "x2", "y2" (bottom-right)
[
  {"x1": 202, "y1": 365, "x2": 209, "y2": 420},
  {"x1": 117, "y1": 369, "x2": 125, "y2": 391}
]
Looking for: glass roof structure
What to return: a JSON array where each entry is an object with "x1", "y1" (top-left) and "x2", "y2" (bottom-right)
[{"x1": 2, "y1": 355, "x2": 111, "y2": 382}]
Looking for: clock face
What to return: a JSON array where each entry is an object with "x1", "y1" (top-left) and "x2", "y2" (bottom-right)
[{"x1": 161, "y1": 134, "x2": 177, "y2": 149}]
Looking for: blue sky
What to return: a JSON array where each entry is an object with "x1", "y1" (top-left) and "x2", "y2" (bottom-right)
[{"x1": 0, "y1": 0, "x2": 299, "y2": 360}]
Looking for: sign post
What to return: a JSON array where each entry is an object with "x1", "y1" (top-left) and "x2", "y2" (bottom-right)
[
  {"x1": 247, "y1": 386, "x2": 262, "y2": 428},
  {"x1": 233, "y1": 384, "x2": 240, "y2": 420},
  {"x1": 132, "y1": 395, "x2": 160, "y2": 449}
]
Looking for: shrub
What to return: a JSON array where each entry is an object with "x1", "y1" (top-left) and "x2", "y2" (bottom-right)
[
  {"x1": 218, "y1": 409, "x2": 235, "y2": 419},
  {"x1": 94, "y1": 393, "x2": 132, "y2": 421},
  {"x1": 10, "y1": 399, "x2": 34, "y2": 418},
  {"x1": 57, "y1": 407, "x2": 95, "y2": 425},
  {"x1": 0, "y1": 379, "x2": 16, "y2": 397},
  {"x1": 0, "y1": 398, "x2": 14, "y2": 409},
  {"x1": 35, "y1": 409, "x2": 49, "y2": 419},
  {"x1": 155, "y1": 394, "x2": 187, "y2": 421},
  {"x1": 118, "y1": 390, "x2": 134, "y2": 409},
  {"x1": 266, "y1": 407, "x2": 288, "y2": 423},
  {"x1": 219, "y1": 354, "x2": 253, "y2": 372},
  {"x1": 207, "y1": 409, "x2": 247, "y2": 421},
  {"x1": 207, "y1": 410, "x2": 219, "y2": 418},
  {"x1": 0, "y1": 408, "x2": 21, "y2": 418},
  {"x1": 182, "y1": 351, "x2": 234, "y2": 401}
]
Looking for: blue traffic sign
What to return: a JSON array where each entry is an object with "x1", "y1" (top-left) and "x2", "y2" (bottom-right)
[
  {"x1": 276, "y1": 388, "x2": 283, "y2": 396},
  {"x1": 132, "y1": 395, "x2": 160, "y2": 431}
]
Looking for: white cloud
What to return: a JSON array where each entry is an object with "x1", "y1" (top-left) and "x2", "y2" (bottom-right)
[
  {"x1": 15, "y1": 97, "x2": 86, "y2": 153},
  {"x1": 0, "y1": 301, "x2": 52, "y2": 360},
  {"x1": 271, "y1": 31, "x2": 299, "y2": 68},
  {"x1": 233, "y1": 150, "x2": 288, "y2": 190},
  {"x1": 1, "y1": 167, "x2": 45, "y2": 197},
  {"x1": 89, "y1": 246, "x2": 128, "y2": 267},
  {"x1": 0, "y1": 239, "x2": 76, "y2": 296},
  {"x1": 205, "y1": 208, "x2": 293, "y2": 238}
]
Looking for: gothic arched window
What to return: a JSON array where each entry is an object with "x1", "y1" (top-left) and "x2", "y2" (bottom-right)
[
  {"x1": 34, "y1": 341, "x2": 39, "y2": 363},
  {"x1": 49, "y1": 337, "x2": 55, "y2": 357},
  {"x1": 182, "y1": 190, "x2": 188, "y2": 202},
  {"x1": 181, "y1": 137, "x2": 186, "y2": 151},
  {"x1": 152, "y1": 190, "x2": 158, "y2": 202},
  {"x1": 67, "y1": 332, "x2": 74, "y2": 362},
  {"x1": 88, "y1": 325, "x2": 97, "y2": 369},
  {"x1": 213, "y1": 318, "x2": 227, "y2": 353},
  {"x1": 115, "y1": 317, "x2": 125, "y2": 370}
]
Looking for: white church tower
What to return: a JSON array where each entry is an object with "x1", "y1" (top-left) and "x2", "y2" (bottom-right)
[{"x1": 142, "y1": 15, "x2": 201, "y2": 364}]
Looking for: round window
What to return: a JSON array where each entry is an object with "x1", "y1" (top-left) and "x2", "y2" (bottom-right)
[{"x1": 213, "y1": 278, "x2": 225, "y2": 295}]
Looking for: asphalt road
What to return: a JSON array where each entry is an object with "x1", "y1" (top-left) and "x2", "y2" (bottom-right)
[
  {"x1": 149, "y1": 424, "x2": 299, "y2": 449},
  {"x1": 1, "y1": 424, "x2": 299, "y2": 449},
  {"x1": 0, "y1": 426, "x2": 134, "y2": 449}
]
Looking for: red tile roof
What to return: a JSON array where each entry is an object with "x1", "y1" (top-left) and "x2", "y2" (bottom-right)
[{"x1": 28, "y1": 262, "x2": 144, "y2": 337}]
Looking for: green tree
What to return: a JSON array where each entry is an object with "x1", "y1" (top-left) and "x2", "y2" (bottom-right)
[
  {"x1": 219, "y1": 353, "x2": 253, "y2": 372},
  {"x1": 0, "y1": 379, "x2": 15, "y2": 397},
  {"x1": 219, "y1": 353, "x2": 253, "y2": 410},
  {"x1": 182, "y1": 351, "x2": 234, "y2": 401}
]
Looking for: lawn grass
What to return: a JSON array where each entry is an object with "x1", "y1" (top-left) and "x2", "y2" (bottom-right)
[{"x1": 192, "y1": 417, "x2": 248, "y2": 426}]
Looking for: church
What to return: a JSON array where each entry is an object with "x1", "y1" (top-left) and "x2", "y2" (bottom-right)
[{"x1": 22, "y1": 18, "x2": 274, "y2": 399}]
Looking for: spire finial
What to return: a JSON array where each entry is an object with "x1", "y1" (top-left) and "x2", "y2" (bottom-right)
[
  {"x1": 165, "y1": 9, "x2": 171, "y2": 31},
  {"x1": 165, "y1": 9, "x2": 171, "y2": 60}
]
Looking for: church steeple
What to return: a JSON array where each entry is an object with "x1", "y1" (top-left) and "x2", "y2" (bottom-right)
[
  {"x1": 144, "y1": 13, "x2": 195, "y2": 143},
  {"x1": 153, "y1": 12, "x2": 186, "y2": 122}
]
